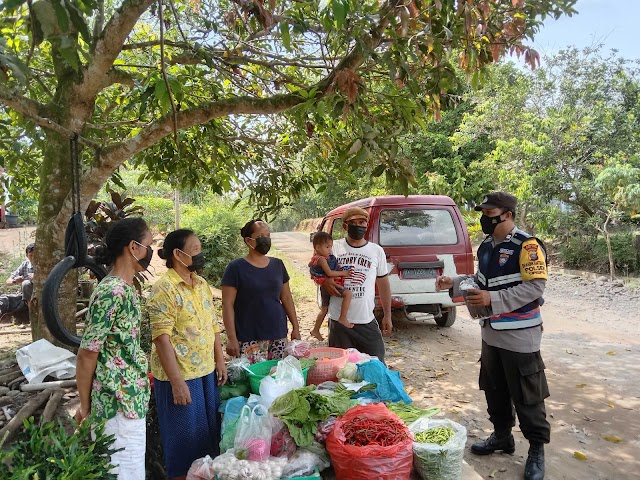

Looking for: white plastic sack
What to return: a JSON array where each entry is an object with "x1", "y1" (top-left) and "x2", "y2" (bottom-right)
[
  {"x1": 409, "y1": 417, "x2": 467, "y2": 480},
  {"x1": 259, "y1": 356, "x2": 304, "y2": 408},
  {"x1": 16, "y1": 339, "x2": 76, "y2": 383}
]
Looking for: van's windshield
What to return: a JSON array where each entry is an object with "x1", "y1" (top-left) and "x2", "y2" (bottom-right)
[{"x1": 379, "y1": 209, "x2": 458, "y2": 246}]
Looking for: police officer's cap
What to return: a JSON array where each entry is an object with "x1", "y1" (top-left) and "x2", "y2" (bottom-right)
[{"x1": 474, "y1": 192, "x2": 518, "y2": 212}]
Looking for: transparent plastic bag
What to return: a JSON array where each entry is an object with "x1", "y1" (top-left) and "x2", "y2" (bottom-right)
[
  {"x1": 459, "y1": 278, "x2": 493, "y2": 319},
  {"x1": 270, "y1": 418, "x2": 297, "y2": 458},
  {"x1": 227, "y1": 357, "x2": 251, "y2": 384},
  {"x1": 285, "y1": 340, "x2": 311, "y2": 358},
  {"x1": 259, "y1": 356, "x2": 305, "y2": 407},
  {"x1": 186, "y1": 455, "x2": 216, "y2": 480},
  {"x1": 409, "y1": 418, "x2": 467, "y2": 480},
  {"x1": 345, "y1": 348, "x2": 371, "y2": 363},
  {"x1": 234, "y1": 404, "x2": 273, "y2": 462},
  {"x1": 280, "y1": 449, "x2": 329, "y2": 478}
]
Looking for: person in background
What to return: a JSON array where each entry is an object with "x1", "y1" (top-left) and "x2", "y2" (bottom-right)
[
  {"x1": 436, "y1": 192, "x2": 550, "y2": 480},
  {"x1": 0, "y1": 243, "x2": 35, "y2": 316},
  {"x1": 75, "y1": 218, "x2": 152, "y2": 480},
  {"x1": 308, "y1": 231, "x2": 353, "y2": 341},
  {"x1": 221, "y1": 219, "x2": 301, "y2": 363},
  {"x1": 323, "y1": 207, "x2": 393, "y2": 363},
  {"x1": 147, "y1": 229, "x2": 227, "y2": 480}
]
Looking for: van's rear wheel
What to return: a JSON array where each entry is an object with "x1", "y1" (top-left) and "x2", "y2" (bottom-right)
[{"x1": 435, "y1": 307, "x2": 456, "y2": 327}]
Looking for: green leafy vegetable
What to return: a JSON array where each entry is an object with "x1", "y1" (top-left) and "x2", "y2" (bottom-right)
[{"x1": 269, "y1": 385, "x2": 352, "y2": 447}]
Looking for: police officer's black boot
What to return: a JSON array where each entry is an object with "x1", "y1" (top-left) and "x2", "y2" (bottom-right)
[
  {"x1": 524, "y1": 442, "x2": 545, "y2": 480},
  {"x1": 470, "y1": 430, "x2": 515, "y2": 455}
]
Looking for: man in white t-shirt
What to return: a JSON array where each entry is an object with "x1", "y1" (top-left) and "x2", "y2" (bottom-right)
[{"x1": 323, "y1": 207, "x2": 392, "y2": 362}]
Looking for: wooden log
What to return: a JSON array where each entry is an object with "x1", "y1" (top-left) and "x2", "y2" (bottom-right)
[
  {"x1": 0, "y1": 389, "x2": 52, "y2": 444},
  {"x1": 0, "y1": 328, "x2": 31, "y2": 335},
  {"x1": 0, "y1": 366, "x2": 19, "y2": 376},
  {"x1": 7, "y1": 375, "x2": 25, "y2": 390},
  {"x1": 20, "y1": 379, "x2": 77, "y2": 392},
  {"x1": 41, "y1": 389, "x2": 65, "y2": 424},
  {"x1": 0, "y1": 369, "x2": 23, "y2": 386}
]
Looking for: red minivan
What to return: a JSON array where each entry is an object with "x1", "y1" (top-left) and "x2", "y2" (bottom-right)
[{"x1": 314, "y1": 195, "x2": 474, "y2": 327}]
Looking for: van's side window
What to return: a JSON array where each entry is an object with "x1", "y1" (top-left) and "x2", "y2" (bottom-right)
[{"x1": 330, "y1": 217, "x2": 345, "y2": 240}]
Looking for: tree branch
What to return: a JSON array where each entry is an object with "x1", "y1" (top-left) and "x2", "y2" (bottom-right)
[
  {"x1": 79, "y1": 0, "x2": 155, "y2": 103},
  {"x1": 91, "y1": 0, "x2": 105, "y2": 53},
  {"x1": 53, "y1": 0, "x2": 399, "y2": 233},
  {"x1": 0, "y1": 86, "x2": 99, "y2": 148},
  {"x1": 103, "y1": 68, "x2": 136, "y2": 88},
  {"x1": 122, "y1": 40, "x2": 190, "y2": 50}
]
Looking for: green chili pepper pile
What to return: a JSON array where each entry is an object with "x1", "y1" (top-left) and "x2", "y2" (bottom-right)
[
  {"x1": 385, "y1": 402, "x2": 440, "y2": 424},
  {"x1": 414, "y1": 426, "x2": 456, "y2": 446}
]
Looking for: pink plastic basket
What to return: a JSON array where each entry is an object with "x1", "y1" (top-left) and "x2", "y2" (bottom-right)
[{"x1": 306, "y1": 347, "x2": 349, "y2": 385}]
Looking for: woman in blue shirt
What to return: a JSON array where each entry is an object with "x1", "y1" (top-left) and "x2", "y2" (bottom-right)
[{"x1": 221, "y1": 219, "x2": 301, "y2": 363}]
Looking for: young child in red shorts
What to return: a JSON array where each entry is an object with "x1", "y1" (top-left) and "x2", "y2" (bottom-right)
[{"x1": 308, "y1": 232, "x2": 353, "y2": 341}]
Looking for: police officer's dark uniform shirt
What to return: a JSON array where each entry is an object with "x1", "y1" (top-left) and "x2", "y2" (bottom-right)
[{"x1": 452, "y1": 227, "x2": 547, "y2": 353}]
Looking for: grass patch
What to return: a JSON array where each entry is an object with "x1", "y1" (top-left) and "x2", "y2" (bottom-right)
[
  {"x1": 0, "y1": 253, "x2": 25, "y2": 291},
  {"x1": 270, "y1": 247, "x2": 315, "y2": 303}
]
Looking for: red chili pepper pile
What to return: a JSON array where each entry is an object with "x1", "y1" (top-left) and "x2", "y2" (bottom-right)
[{"x1": 342, "y1": 415, "x2": 409, "y2": 447}]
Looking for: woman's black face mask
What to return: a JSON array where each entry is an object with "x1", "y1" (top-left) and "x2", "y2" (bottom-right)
[
  {"x1": 178, "y1": 250, "x2": 205, "y2": 272},
  {"x1": 249, "y1": 236, "x2": 271, "y2": 255},
  {"x1": 133, "y1": 241, "x2": 153, "y2": 269}
]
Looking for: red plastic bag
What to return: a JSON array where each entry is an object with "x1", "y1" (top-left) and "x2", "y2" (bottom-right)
[{"x1": 326, "y1": 403, "x2": 413, "y2": 480}]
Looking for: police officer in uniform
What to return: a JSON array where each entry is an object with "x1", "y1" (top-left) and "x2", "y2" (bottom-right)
[{"x1": 436, "y1": 192, "x2": 549, "y2": 480}]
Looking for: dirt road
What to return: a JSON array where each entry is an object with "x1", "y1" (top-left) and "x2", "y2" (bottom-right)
[{"x1": 272, "y1": 231, "x2": 640, "y2": 480}]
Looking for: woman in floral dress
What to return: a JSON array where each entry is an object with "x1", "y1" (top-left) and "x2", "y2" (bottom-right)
[
  {"x1": 147, "y1": 229, "x2": 227, "y2": 480},
  {"x1": 75, "y1": 217, "x2": 153, "y2": 480}
]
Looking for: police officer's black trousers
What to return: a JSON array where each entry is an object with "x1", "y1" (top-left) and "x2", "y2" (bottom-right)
[{"x1": 479, "y1": 341, "x2": 551, "y2": 445}]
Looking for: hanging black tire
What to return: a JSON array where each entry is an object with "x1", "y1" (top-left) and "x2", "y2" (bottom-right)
[
  {"x1": 42, "y1": 255, "x2": 107, "y2": 347},
  {"x1": 64, "y1": 212, "x2": 88, "y2": 268}
]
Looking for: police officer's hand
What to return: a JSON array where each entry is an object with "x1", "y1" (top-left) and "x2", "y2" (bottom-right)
[
  {"x1": 466, "y1": 289, "x2": 491, "y2": 306},
  {"x1": 435, "y1": 276, "x2": 453, "y2": 291}
]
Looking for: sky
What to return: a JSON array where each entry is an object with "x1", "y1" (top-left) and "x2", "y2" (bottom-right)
[{"x1": 531, "y1": 0, "x2": 639, "y2": 61}]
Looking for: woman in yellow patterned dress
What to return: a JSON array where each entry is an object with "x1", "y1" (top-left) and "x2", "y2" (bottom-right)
[{"x1": 147, "y1": 229, "x2": 227, "y2": 480}]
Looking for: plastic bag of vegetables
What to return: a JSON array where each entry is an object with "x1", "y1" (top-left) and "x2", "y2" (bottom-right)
[
  {"x1": 409, "y1": 417, "x2": 467, "y2": 480},
  {"x1": 326, "y1": 403, "x2": 413, "y2": 480},
  {"x1": 186, "y1": 455, "x2": 216, "y2": 480},
  {"x1": 234, "y1": 404, "x2": 273, "y2": 462},
  {"x1": 208, "y1": 450, "x2": 288, "y2": 480}
]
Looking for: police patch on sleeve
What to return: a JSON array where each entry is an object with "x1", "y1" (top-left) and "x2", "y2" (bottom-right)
[{"x1": 520, "y1": 239, "x2": 547, "y2": 281}]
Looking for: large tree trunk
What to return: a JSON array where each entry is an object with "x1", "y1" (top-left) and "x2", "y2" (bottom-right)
[{"x1": 30, "y1": 131, "x2": 80, "y2": 345}]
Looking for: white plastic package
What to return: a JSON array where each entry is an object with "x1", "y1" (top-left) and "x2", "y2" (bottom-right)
[
  {"x1": 16, "y1": 339, "x2": 76, "y2": 383},
  {"x1": 259, "y1": 356, "x2": 304, "y2": 408},
  {"x1": 459, "y1": 278, "x2": 493, "y2": 319}
]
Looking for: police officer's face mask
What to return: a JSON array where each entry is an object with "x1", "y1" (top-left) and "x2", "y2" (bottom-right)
[{"x1": 480, "y1": 212, "x2": 506, "y2": 235}]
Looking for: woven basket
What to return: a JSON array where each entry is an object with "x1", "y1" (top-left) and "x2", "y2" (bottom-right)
[{"x1": 306, "y1": 347, "x2": 348, "y2": 385}]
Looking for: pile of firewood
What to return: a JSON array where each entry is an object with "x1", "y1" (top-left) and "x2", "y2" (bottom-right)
[{"x1": 0, "y1": 363, "x2": 71, "y2": 444}]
